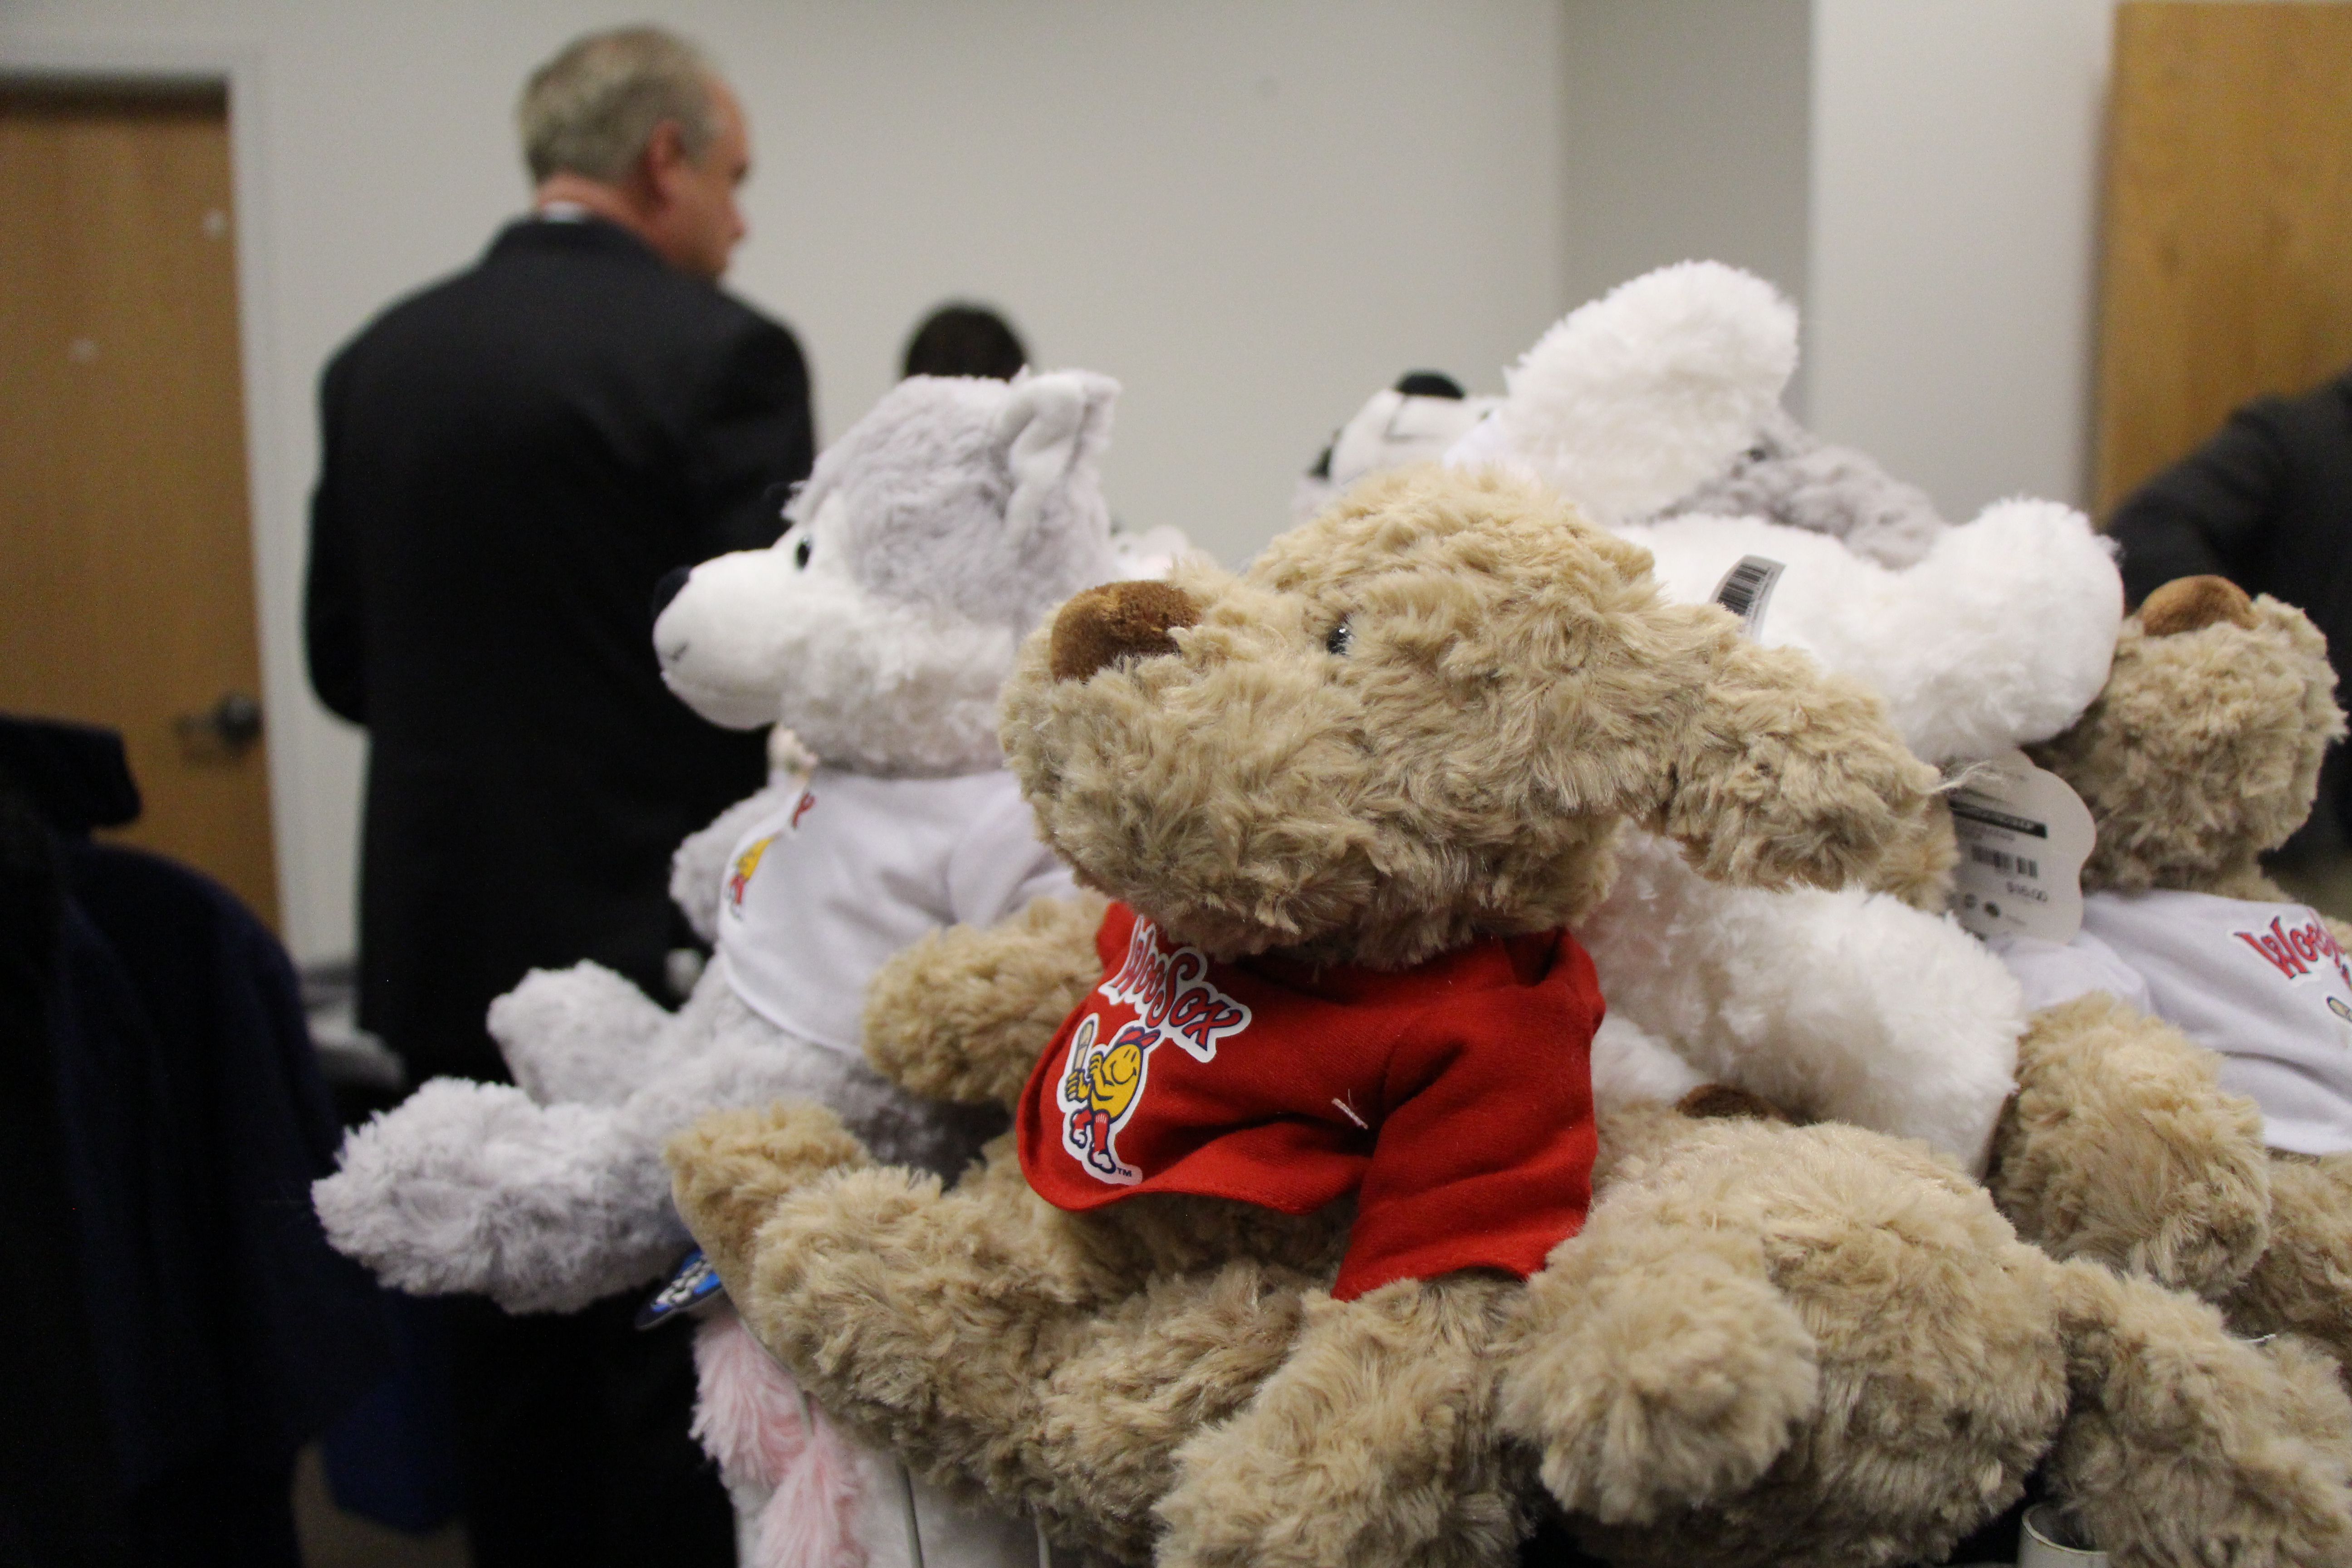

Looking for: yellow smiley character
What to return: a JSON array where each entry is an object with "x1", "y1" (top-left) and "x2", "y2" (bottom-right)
[
  {"x1": 1064, "y1": 1019, "x2": 1153, "y2": 1179},
  {"x1": 1063, "y1": 1020, "x2": 1148, "y2": 1124},
  {"x1": 725, "y1": 835, "x2": 775, "y2": 911},
  {"x1": 1089, "y1": 1034, "x2": 1144, "y2": 1122}
]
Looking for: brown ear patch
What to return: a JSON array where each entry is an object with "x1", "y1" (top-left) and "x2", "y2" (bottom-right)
[
  {"x1": 1049, "y1": 580, "x2": 1202, "y2": 682},
  {"x1": 2138, "y1": 574, "x2": 2257, "y2": 637},
  {"x1": 1676, "y1": 1083, "x2": 1796, "y2": 1124}
]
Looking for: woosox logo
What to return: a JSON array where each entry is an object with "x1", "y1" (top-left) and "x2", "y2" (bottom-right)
[
  {"x1": 1096, "y1": 917, "x2": 1253, "y2": 1062},
  {"x1": 1055, "y1": 918, "x2": 1253, "y2": 1184},
  {"x1": 2235, "y1": 911, "x2": 2352, "y2": 991}
]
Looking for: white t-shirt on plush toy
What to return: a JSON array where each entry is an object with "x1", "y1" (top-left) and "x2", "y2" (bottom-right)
[
  {"x1": 717, "y1": 765, "x2": 1076, "y2": 1056},
  {"x1": 1990, "y1": 889, "x2": 2352, "y2": 1155}
]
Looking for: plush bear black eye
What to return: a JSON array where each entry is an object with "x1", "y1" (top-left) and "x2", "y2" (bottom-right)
[
  {"x1": 794, "y1": 538, "x2": 813, "y2": 569},
  {"x1": 1324, "y1": 620, "x2": 1353, "y2": 656}
]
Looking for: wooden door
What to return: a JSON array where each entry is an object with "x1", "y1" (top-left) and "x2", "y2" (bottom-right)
[
  {"x1": 0, "y1": 83, "x2": 279, "y2": 925},
  {"x1": 2096, "y1": 1, "x2": 2352, "y2": 515}
]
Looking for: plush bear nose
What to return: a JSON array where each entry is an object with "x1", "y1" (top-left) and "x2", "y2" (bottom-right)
[
  {"x1": 2138, "y1": 574, "x2": 2256, "y2": 637},
  {"x1": 1049, "y1": 581, "x2": 1201, "y2": 682}
]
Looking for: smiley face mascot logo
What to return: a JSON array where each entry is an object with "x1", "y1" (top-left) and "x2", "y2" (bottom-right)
[
  {"x1": 725, "y1": 835, "x2": 774, "y2": 913},
  {"x1": 1058, "y1": 1014, "x2": 1157, "y2": 1181}
]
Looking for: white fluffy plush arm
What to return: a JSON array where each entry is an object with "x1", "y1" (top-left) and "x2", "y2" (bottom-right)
[
  {"x1": 1577, "y1": 832, "x2": 2026, "y2": 1173},
  {"x1": 488, "y1": 961, "x2": 677, "y2": 1108},
  {"x1": 313, "y1": 1079, "x2": 689, "y2": 1314},
  {"x1": 314, "y1": 1016, "x2": 843, "y2": 1314},
  {"x1": 1590, "y1": 1013, "x2": 1708, "y2": 1116}
]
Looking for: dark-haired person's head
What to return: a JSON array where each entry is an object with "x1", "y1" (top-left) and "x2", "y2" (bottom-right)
[{"x1": 902, "y1": 304, "x2": 1028, "y2": 381}]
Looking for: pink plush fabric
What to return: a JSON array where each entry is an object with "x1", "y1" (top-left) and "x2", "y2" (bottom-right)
[{"x1": 692, "y1": 1309, "x2": 867, "y2": 1568}]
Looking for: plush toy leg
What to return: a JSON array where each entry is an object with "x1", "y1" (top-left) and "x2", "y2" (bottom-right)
[
  {"x1": 2226, "y1": 1152, "x2": 2352, "y2": 1378},
  {"x1": 489, "y1": 959, "x2": 679, "y2": 1107},
  {"x1": 1155, "y1": 1276, "x2": 1522, "y2": 1568},
  {"x1": 666, "y1": 1102, "x2": 873, "y2": 1285},
  {"x1": 673, "y1": 1105, "x2": 1332, "y2": 1563},
  {"x1": 1992, "y1": 992, "x2": 2272, "y2": 1298},
  {"x1": 2045, "y1": 1258, "x2": 2352, "y2": 1567},
  {"x1": 674, "y1": 1105, "x2": 1135, "y2": 1545},
  {"x1": 691, "y1": 1309, "x2": 869, "y2": 1568},
  {"x1": 1493, "y1": 1206, "x2": 1817, "y2": 1529}
]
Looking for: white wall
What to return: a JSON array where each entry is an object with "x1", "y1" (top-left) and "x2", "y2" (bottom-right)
[
  {"x1": 1559, "y1": 0, "x2": 2126, "y2": 519},
  {"x1": 1806, "y1": 0, "x2": 2116, "y2": 521},
  {"x1": 1559, "y1": 0, "x2": 1813, "y2": 411},
  {"x1": 0, "y1": 0, "x2": 1568, "y2": 962}
]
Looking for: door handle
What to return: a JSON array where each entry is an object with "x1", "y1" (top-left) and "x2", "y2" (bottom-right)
[{"x1": 176, "y1": 691, "x2": 263, "y2": 757}]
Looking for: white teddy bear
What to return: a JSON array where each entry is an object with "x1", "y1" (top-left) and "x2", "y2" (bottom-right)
[
  {"x1": 314, "y1": 370, "x2": 1122, "y2": 1317},
  {"x1": 1437, "y1": 262, "x2": 2127, "y2": 1171}
]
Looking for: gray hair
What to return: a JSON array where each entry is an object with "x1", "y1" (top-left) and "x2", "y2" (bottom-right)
[{"x1": 518, "y1": 26, "x2": 721, "y2": 184}]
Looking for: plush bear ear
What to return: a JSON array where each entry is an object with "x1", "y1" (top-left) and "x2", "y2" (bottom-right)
[
  {"x1": 1655, "y1": 614, "x2": 1940, "y2": 891},
  {"x1": 994, "y1": 370, "x2": 1119, "y2": 543},
  {"x1": 1460, "y1": 261, "x2": 1797, "y2": 526}
]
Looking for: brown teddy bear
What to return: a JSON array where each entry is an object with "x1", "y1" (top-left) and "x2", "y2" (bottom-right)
[
  {"x1": 669, "y1": 474, "x2": 2352, "y2": 1567},
  {"x1": 1989, "y1": 573, "x2": 2352, "y2": 1373}
]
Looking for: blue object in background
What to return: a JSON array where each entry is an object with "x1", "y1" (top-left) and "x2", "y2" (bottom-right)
[{"x1": 322, "y1": 1292, "x2": 465, "y2": 1535}]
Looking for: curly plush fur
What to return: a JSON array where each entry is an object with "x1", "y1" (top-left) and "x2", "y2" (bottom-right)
[
  {"x1": 1438, "y1": 262, "x2": 2107, "y2": 1170},
  {"x1": 668, "y1": 469, "x2": 2352, "y2": 1565},
  {"x1": 1004, "y1": 466, "x2": 1936, "y2": 973},
  {"x1": 1990, "y1": 578, "x2": 2352, "y2": 1377},
  {"x1": 2028, "y1": 587, "x2": 2341, "y2": 898},
  {"x1": 676, "y1": 919, "x2": 2352, "y2": 1568}
]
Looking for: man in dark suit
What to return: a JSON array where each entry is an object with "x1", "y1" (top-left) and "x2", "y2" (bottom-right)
[{"x1": 304, "y1": 27, "x2": 812, "y2": 1566}]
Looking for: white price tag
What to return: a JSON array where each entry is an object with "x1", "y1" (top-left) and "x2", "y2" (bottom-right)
[{"x1": 1947, "y1": 749, "x2": 2096, "y2": 943}]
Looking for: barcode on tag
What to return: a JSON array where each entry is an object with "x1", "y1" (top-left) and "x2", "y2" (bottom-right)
[
  {"x1": 1711, "y1": 555, "x2": 1784, "y2": 637},
  {"x1": 1968, "y1": 843, "x2": 2039, "y2": 880}
]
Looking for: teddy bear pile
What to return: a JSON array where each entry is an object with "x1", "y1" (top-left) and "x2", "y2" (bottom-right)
[
  {"x1": 314, "y1": 263, "x2": 2352, "y2": 1568},
  {"x1": 669, "y1": 449, "x2": 2352, "y2": 1568}
]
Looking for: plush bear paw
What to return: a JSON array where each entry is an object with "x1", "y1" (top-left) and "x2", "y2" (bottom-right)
[
  {"x1": 2228, "y1": 1152, "x2": 2352, "y2": 1376},
  {"x1": 314, "y1": 1077, "x2": 681, "y2": 1313},
  {"x1": 1496, "y1": 1234, "x2": 1818, "y2": 1524},
  {"x1": 488, "y1": 960, "x2": 673, "y2": 1107},
  {"x1": 2051, "y1": 1264, "x2": 2352, "y2": 1568},
  {"x1": 666, "y1": 1101, "x2": 870, "y2": 1283},
  {"x1": 1994, "y1": 991, "x2": 2272, "y2": 1298},
  {"x1": 1156, "y1": 1281, "x2": 1524, "y2": 1568},
  {"x1": 863, "y1": 892, "x2": 1107, "y2": 1107}
]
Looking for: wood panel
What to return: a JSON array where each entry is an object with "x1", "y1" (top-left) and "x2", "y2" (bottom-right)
[
  {"x1": 0, "y1": 84, "x2": 280, "y2": 924},
  {"x1": 2097, "y1": 2, "x2": 2352, "y2": 515}
]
